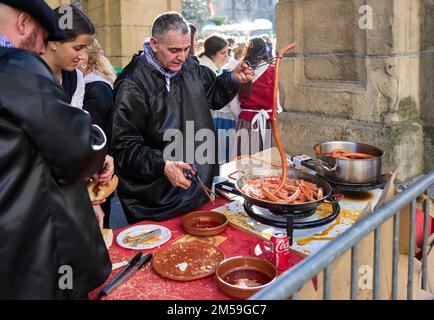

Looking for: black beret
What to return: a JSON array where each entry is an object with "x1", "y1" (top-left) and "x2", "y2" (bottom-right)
[{"x1": 0, "y1": 0, "x2": 66, "y2": 41}]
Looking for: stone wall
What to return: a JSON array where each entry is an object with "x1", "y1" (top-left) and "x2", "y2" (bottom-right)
[
  {"x1": 47, "y1": 0, "x2": 182, "y2": 68},
  {"x1": 420, "y1": 0, "x2": 434, "y2": 173},
  {"x1": 83, "y1": 0, "x2": 182, "y2": 68},
  {"x1": 275, "y1": 0, "x2": 433, "y2": 181},
  {"x1": 46, "y1": 0, "x2": 70, "y2": 7}
]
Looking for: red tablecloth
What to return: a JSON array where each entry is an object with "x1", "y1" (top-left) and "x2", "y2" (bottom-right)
[
  {"x1": 89, "y1": 197, "x2": 432, "y2": 300},
  {"x1": 90, "y1": 198, "x2": 304, "y2": 300}
]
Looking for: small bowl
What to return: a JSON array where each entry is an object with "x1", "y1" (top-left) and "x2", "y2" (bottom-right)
[
  {"x1": 181, "y1": 211, "x2": 228, "y2": 236},
  {"x1": 215, "y1": 256, "x2": 277, "y2": 299}
]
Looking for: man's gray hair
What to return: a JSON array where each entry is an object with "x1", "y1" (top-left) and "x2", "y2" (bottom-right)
[{"x1": 151, "y1": 12, "x2": 190, "y2": 40}]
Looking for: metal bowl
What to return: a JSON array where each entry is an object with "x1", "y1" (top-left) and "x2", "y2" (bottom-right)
[{"x1": 314, "y1": 141, "x2": 384, "y2": 184}]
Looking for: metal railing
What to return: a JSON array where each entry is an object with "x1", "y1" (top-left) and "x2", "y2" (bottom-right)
[{"x1": 251, "y1": 170, "x2": 434, "y2": 300}]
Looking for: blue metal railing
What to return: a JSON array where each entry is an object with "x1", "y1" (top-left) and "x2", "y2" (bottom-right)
[{"x1": 251, "y1": 170, "x2": 434, "y2": 300}]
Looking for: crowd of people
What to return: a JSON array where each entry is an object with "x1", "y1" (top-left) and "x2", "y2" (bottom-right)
[
  {"x1": 194, "y1": 32, "x2": 276, "y2": 162},
  {"x1": 0, "y1": 0, "x2": 277, "y2": 299}
]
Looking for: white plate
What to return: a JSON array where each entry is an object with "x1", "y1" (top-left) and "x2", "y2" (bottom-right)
[{"x1": 116, "y1": 224, "x2": 171, "y2": 250}]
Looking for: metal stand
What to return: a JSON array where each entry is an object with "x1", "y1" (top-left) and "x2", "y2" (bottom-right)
[{"x1": 286, "y1": 215, "x2": 294, "y2": 246}]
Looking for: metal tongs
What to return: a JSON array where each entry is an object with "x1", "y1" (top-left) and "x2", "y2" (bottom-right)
[
  {"x1": 183, "y1": 164, "x2": 218, "y2": 202},
  {"x1": 97, "y1": 252, "x2": 153, "y2": 299},
  {"x1": 245, "y1": 57, "x2": 277, "y2": 72},
  {"x1": 132, "y1": 228, "x2": 161, "y2": 247}
]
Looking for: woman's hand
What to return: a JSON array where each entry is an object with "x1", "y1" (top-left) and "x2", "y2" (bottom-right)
[{"x1": 93, "y1": 205, "x2": 105, "y2": 229}]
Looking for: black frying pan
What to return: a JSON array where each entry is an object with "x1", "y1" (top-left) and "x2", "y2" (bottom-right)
[{"x1": 234, "y1": 169, "x2": 335, "y2": 214}]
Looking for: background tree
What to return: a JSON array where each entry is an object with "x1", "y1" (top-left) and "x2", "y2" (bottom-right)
[
  {"x1": 216, "y1": 0, "x2": 277, "y2": 27},
  {"x1": 210, "y1": 15, "x2": 227, "y2": 26},
  {"x1": 182, "y1": 0, "x2": 209, "y2": 30}
]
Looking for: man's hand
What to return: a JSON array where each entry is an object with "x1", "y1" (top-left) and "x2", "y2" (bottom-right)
[
  {"x1": 93, "y1": 205, "x2": 105, "y2": 229},
  {"x1": 232, "y1": 62, "x2": 254, "y2": 83},
  {"x1": 164, "y1": 161, "x2": 193, "y2": 190},
  {"x1": 98, "y1": 155, "x2": 114, "y2": 185}
]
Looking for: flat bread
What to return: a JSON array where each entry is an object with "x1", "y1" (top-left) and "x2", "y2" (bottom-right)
[
  {"x1": 88, "y1": 175, "x2": 118, "y2": 202},
  {"x1": 152, "y1": 241, "x2": 225, "y2": 281},
  {"x1": 101, "y1": 228, "x2": 113, "y2": 249}
]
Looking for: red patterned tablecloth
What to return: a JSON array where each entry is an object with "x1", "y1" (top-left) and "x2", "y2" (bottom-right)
[{"x1": 89, "y1": 198, "x2": 304, "y2": 300}]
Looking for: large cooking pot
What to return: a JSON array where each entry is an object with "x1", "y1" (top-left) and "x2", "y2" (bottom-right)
[
  {"x1": 313, "y1": 141, "x2": 384, "y2": 184},
  {"x1": 234, "y1": 169, "x2": 335, "y2": 214}
]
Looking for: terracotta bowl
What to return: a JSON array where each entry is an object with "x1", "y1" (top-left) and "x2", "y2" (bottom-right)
[
  {"x1": 215, "y1": 256, "x2": 277, "y2": 299},
  {"x1": 181, "y1": 211, "x2": 228, "y2": 237}
]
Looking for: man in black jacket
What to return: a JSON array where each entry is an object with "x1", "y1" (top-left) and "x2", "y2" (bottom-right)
[
  {"x1": 0, "y1": 0, "x2": 111, "y2": 299},
  {"x1": 112, "y1": 12, "x2": 253, "y2": 223}
]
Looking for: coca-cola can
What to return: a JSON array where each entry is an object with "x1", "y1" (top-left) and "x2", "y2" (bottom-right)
[{"x1": 270, "y1": 232, "x2": 291, "y2": 271}]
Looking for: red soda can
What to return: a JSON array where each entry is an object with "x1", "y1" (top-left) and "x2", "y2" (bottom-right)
[{"x1": 270, "y1": 232, "x2": 291, "y2": 271}]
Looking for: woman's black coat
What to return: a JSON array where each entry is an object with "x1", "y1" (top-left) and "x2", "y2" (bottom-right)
[
  {"x1": 0, "y1": 48, "x2": 111, "y2": 299},
  {"x1": 83, "y1": 81, "x2": 114, "y2": 150}
]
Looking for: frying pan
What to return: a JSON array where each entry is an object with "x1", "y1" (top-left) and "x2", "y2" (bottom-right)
[{"x1": 234, "y1": 169, "x2": 336, "y2": 214}]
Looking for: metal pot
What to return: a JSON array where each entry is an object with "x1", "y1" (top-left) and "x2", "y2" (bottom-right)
[{"x1": 313, "y1": 141, "x2": 384, "y2": 184}]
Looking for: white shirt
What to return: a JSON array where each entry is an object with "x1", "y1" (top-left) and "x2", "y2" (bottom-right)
[
  {"x1": 199, "y1": 55, "x2": 236, "y2": 121},
  {"x1": 70, "y1": 69, "x2": 85, "y2": 109},
  {"x1": 199, "y1": 55, "x2": 219, "y2": 74},
  {"x1": 84, "y1": 71, "x2": 113, "y2": 89}
]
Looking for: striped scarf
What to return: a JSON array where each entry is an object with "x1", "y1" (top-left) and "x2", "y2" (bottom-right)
[
  {"x1": 143, "y1": 41, "x2": 178, "y2": 92},
  {"x1": 0, "y1": 35, "x2": 15, "y2": 48}
]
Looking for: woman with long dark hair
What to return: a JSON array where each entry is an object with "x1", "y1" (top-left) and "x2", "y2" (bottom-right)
[
  {"x1": 235, "y1": 37, "x2": 275, "y2": 156},
  {"x1": 198, "y1": 35, "x2": 229, "y2": 74},
  {"x1": 42, "y1": 5, "x2": 95, "y2": 108},
  {"x1": 198, "y1": 35, "x2": 236, "y2": 163},
  {"x1": 42, "y1": 5, "x2": 114, "y2": 228}
]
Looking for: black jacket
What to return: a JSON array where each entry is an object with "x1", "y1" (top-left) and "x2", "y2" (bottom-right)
[
  {"x1": 61, "y1": 69, "x2": 77, "y2": 103},
  {"x1": 0, "y1": 48, "x2": 112, "y2": 299},
  {"x1": 112, "y1": 54, "x2": 238, "y2": 222},
  {"x1": 83, "y1": 81, "x2": 114, "y2": 151}
]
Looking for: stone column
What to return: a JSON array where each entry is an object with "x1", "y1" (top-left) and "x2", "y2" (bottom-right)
[
  {"x1": 46, "y1": 0, "x2": 70, "y2": 8},
  {"x1": 82, "y1": 0, "x2": 182, "y2": 68},
  {"x1": 420, "y1": 0, "x2": 434, "y2": 177},
  {"x1": 275, "y1": 0, "x2": 434, "y2": 181}
]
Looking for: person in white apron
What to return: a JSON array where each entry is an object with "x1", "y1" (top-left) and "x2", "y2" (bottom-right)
[{"x1": 233, "y1": 37, "x2": 279, "y2": 157}]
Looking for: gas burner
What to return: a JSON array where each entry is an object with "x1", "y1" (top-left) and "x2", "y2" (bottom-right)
[
  {"x1": 269, "y1": 207, "x2": 316, "y2": 219},
  {"x1": 243, "y1": 200, "x2": 340, "y2": 245},
  {"x1": 324, "y1": 176, "x2": 385, "y2": 192}
]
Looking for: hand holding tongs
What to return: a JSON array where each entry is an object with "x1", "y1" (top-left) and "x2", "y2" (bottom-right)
[
  {"x1": 183, "y1": 164, "x2": 218, "y2": 202},
  {"x1": 97, "y1": 252, "x2": 153, "y2": 300},
  {"x1": 245, "y1": 57, "x2": 277, "y2": 72}
]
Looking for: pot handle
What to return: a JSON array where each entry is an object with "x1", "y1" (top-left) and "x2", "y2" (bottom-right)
[
  {"x1": 300, "y1": 159, "x2": 317, "y2": 171},
  {"x1": 228, "y1": 170, "x2": 246, "y2": 181},
  {"x1": 316, "y1": 159, "x2": 338, "y2": 172}
]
